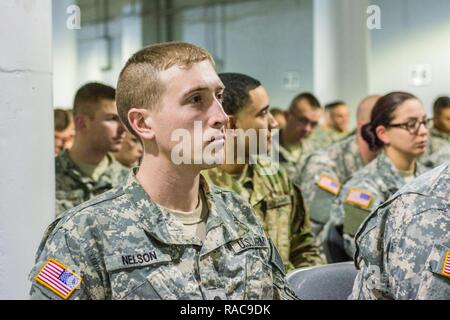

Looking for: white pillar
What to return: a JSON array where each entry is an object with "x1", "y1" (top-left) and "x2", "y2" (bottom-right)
[
  {"x1": 0, "y1": 0, "x2": 54, "y2": 299},
  {"x1": 314, "y1": 0, "x2": 370, "y2": 123}
]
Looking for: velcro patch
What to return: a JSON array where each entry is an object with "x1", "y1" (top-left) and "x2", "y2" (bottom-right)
[
  {"x1": 316, "y1": 174, "x2": 340, "y2": 195},
  {"x1": 230, "y1": 236, "x2": 268, "y2": 254},
  {"x1": 441, "y1": 251, "x2": 450, "y2": 278},
  {"x1": 345, "y1": 188, "x2": 373, "y2": 209},
  {"x1": 34, "y1": 259, "x2": 82, "y2": 300}
]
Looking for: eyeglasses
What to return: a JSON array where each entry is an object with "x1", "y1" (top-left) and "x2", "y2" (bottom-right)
[
  {"x1": 289, "y1": 111, "x2": 319, "y2": 128},
  {"x1": 388, "y1": 118, "x2": 432, "y2": 135}
]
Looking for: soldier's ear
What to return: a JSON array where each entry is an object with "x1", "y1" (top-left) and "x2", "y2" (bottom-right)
[
  {"x1": 128, "y1": 108, "x2": 155, "y2": 141},
  {"x1": 74, "y1": 114, "x2": 87, "y2": 131},
  {"x1": 375, "y1": 125, "x2": 390, "y2": 145}
]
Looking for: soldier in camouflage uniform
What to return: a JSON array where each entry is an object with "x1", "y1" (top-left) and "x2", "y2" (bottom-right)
[
  {"x1": 30, "y1": 42, "x2": 296, "y2": 300},
  {"x1": 295, "y1": 96, "x2": 379, "y2": 236},
  {"x1": 305, "y1": 101, "x2": 350, "y2": 150},
  {"x1": 203, "y1": 73, "x2": 323, "y2": 272},
  {"x1": 55, "y1": 83, "x2": 129, "y2": 217},
  {"x1": 56, "y1": 150, "x2": 129, "y2": 217},
  {"x1": 326, "y1": 92, "x2": 430, "y2": 259},
  {"x1": 305, "y1": 126, "x2": 348, "y2": 150},
  {"x1": 351, "y1": 162, "x2": 450, "y2": 300},
  {"x1": 273, "y1": 93, "x2": 322, "y2": 177},
  {"x1": 430, "y1": 96, "x2": 450, "y2": 143},
  {"x1": 418, "y1": 96, "x2": 450, "y2": 166}
]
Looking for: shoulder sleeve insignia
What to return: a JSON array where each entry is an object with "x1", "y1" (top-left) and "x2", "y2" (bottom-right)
[
  {"x1": 34, "y1": 259, "x2": 82, "y2": 300},
  {"x1": 441, "y1": 251, "x2": 450, "y2": 278},
  {"x1": 316, "y1": 174, "x2": 340, "y2": 195},
  {"x1": 345, "y1": 188, "x2": 373, "y2": 209}
]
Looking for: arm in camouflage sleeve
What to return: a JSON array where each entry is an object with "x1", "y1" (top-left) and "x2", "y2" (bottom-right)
[
  {"x1": 387, "y1": 209, "x2": 450, "y2": 300},
  {"x1": 288, "y1": 184, "x2": 324, "y2": 269},
  {"x1": 29, "y1": 217, "x2": 106, "y2": 300},
  {"x1": 268, "y1": 239, "x2": 299, "y2": 300}
]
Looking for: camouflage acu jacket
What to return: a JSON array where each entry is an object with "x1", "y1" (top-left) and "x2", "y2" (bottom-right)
[
  {"x1": 55, "y1": 150, "x2": 129, "y2": 217},
  {"x1": 327, "y1": 152, "x2": 428, "y2": 258},
  {"x1": 430, "y1": 127, "x2": 450, "y2": 143},
  {"x1": 305, "y1": 126, "x2": 349, "y2": 150},
  {"x1": 30, "y1": 173, "x2": 297, "y2": 300},
  {"x1": 203, "y1": 159, "x2": 323, "y2": 271},
  {"x1": 295, "y1": 134, "x2": 366, "y2": 226},
  {"x1": 273, "y1": 131, "x2": 314, "y2": 178},
  {"x1": 352, "y1": 162, "x2": 450, "y2": 300}
]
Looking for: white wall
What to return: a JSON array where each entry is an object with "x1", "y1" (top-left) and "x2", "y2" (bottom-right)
[
  {"x1": 0, "y1": 0, "x2": 54, "y2": 299},
  {"x1": 179, "y1": 0, "x2": 315, "y2": 109},
  {"x1": 76, "y1": 4, "x2": 142, "y2": 91},
  {"x1": 369, "y1": 0, "x2": 450, "y2": 114},
  {"x1": 314, "y1": 0, "x2": 370, "y2": 122}
]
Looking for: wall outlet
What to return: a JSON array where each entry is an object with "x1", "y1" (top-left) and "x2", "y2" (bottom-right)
[{"x1": 409, "y1": 64, "x2": 432, "y2": 87}]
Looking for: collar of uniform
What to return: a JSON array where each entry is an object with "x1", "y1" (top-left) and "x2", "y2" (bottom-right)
[
  {"x1": 246, "y1": 159, "x2": 273, "y2": 206},
  {"x1": 430, "y1": 127, "x2": 450, "y2": 140},
  {"x1": 58, "y1": 150, "x2": 119, "y2": 185},
  {"x1": 376, "y1": 152, "x2": 426, "y2": 194},
  {"x1": 57, "y1": 149, "x2": 94, "y2": 185},
  {"x1": 123, "y1": 169, "x2": 201, "y2": 246},
  {"x1": 124, "y1": 169, "x2": 249, "y2": 249}
]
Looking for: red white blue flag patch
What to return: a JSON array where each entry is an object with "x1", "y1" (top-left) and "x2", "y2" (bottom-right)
[
  {"x1": 442, "y1": 251, "x2": 450, "y2": 278},
  {"x1": 34, "y1": 259, "x2": 82, "y2": 299},
  {"x1": 345, "y1": 188, "x2": 373, "y2": 209},
  {"x1": 317, "y1": 174, "x2": 340, "y2": 195}
]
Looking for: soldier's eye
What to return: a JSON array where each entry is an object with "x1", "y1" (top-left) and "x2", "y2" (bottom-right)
[{"x1": 190, "y1": 95, "x2": 202, "y2": 104}]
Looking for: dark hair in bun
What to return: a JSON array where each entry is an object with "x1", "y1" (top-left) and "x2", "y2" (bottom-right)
[{"x1": 361, "y1": 91, "x2": 418, "y2": 151}]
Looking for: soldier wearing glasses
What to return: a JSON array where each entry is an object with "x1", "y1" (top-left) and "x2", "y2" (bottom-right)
[
  {"x1": 325, "y1": 92, "x2": 429, "y2": 259},
  {"x1": 273, "y1": 93, "x2": 322, "y2": 177}
]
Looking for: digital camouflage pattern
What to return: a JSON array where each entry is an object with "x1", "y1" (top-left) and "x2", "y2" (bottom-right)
[
  {"x1": 203, "y1": 158, "x2": 323, "y2": 272},
  {"x1": 352, "y1": 162, "x2": 450, "y2": 300},
  {"x1": 55, "y1": 150, "x2": 129, "y2": 217},
  {"x1": 273, "y1": 131, "x2": 314, "y2": 178},
  {"x1": 30, "y1": 172, "x2": 298, "y2": 300},
  {"x1": 420, "y1": 146, "x2": 450, "y2": 169},
  {"x1": 294, "y1": 134, "x2": 366, "y2": 228},
  {"x1": 304, "y1": 126, "x2": 348, "y2": 150},
  {"x1": 430, "y1": 127, "x2": 450, "y2": 143},
  {"x1": 326, "y1": 152, "x2": 428, "y2": 258},
  {"x1": 419, "y1": 133, "x2": 450, "y2": 169}
]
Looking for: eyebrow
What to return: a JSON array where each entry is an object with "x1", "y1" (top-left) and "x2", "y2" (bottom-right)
[
  {"x1": 181, "y1": 84, "x2": 225, "y2": 99},
  {"x1": 403, "y1": 116, "x2": 427, "y2": 121},
  {"x1": 257, "y1": 105, "x2": 270, "y2": 115}
]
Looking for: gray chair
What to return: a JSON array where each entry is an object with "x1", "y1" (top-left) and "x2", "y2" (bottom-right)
[{"x1": 287, "y1": 262, "x2": 357, "y2": 300}]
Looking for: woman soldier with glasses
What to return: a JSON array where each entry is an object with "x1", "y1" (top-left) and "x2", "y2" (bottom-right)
[{"x1": 324, "y1": 92, "x2": 430, "y2": 260}]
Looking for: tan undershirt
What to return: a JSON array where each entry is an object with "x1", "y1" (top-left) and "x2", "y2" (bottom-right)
[
  {"x1": 158, "y1": 190, "x2": 209, "y2": 242},
  {"x1": 398, "y1": 168, "x2": 416, "y2": 183},
  {"x1": 285, "y1": 143, "x2": 302, "y2": 160},
  {"x1": 72, "y1": 155, "x2": 110, "y2": 181}
]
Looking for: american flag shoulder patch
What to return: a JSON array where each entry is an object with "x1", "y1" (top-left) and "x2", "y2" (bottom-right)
[
  {"x1": 34, "y1": 259, "x2": 82, "y2": 299},
  {"x1": 441, "y1": 251, "x2": 450, "y2": 278},
  {"x1": 317, "y1": 174, "x2": 340, "y2": 195},
  {"x1": 345, "y1": 188, "x2": 373, "y2": 209}
]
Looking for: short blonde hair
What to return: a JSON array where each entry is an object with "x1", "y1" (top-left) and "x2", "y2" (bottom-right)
[{"x1": 116, "y1": 42, "x2": 215, "y2": 134}]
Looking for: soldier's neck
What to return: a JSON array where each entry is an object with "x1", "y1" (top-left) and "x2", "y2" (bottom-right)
[
  {"x1": 137, "y1": 155, "x2": 200, "y2": 212},
  {"x1": 385, "y1": 147, "x2": 416, "y2": 172},
  {"x1": 281, "y1": 128, "x2": 301, "y2": 148},
  {"x1": 356, "y1": 134, "x2": 378, "y2": 164},
  {"x1": 69, "y1": 138, "x2": 108, "y2": 165}
]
